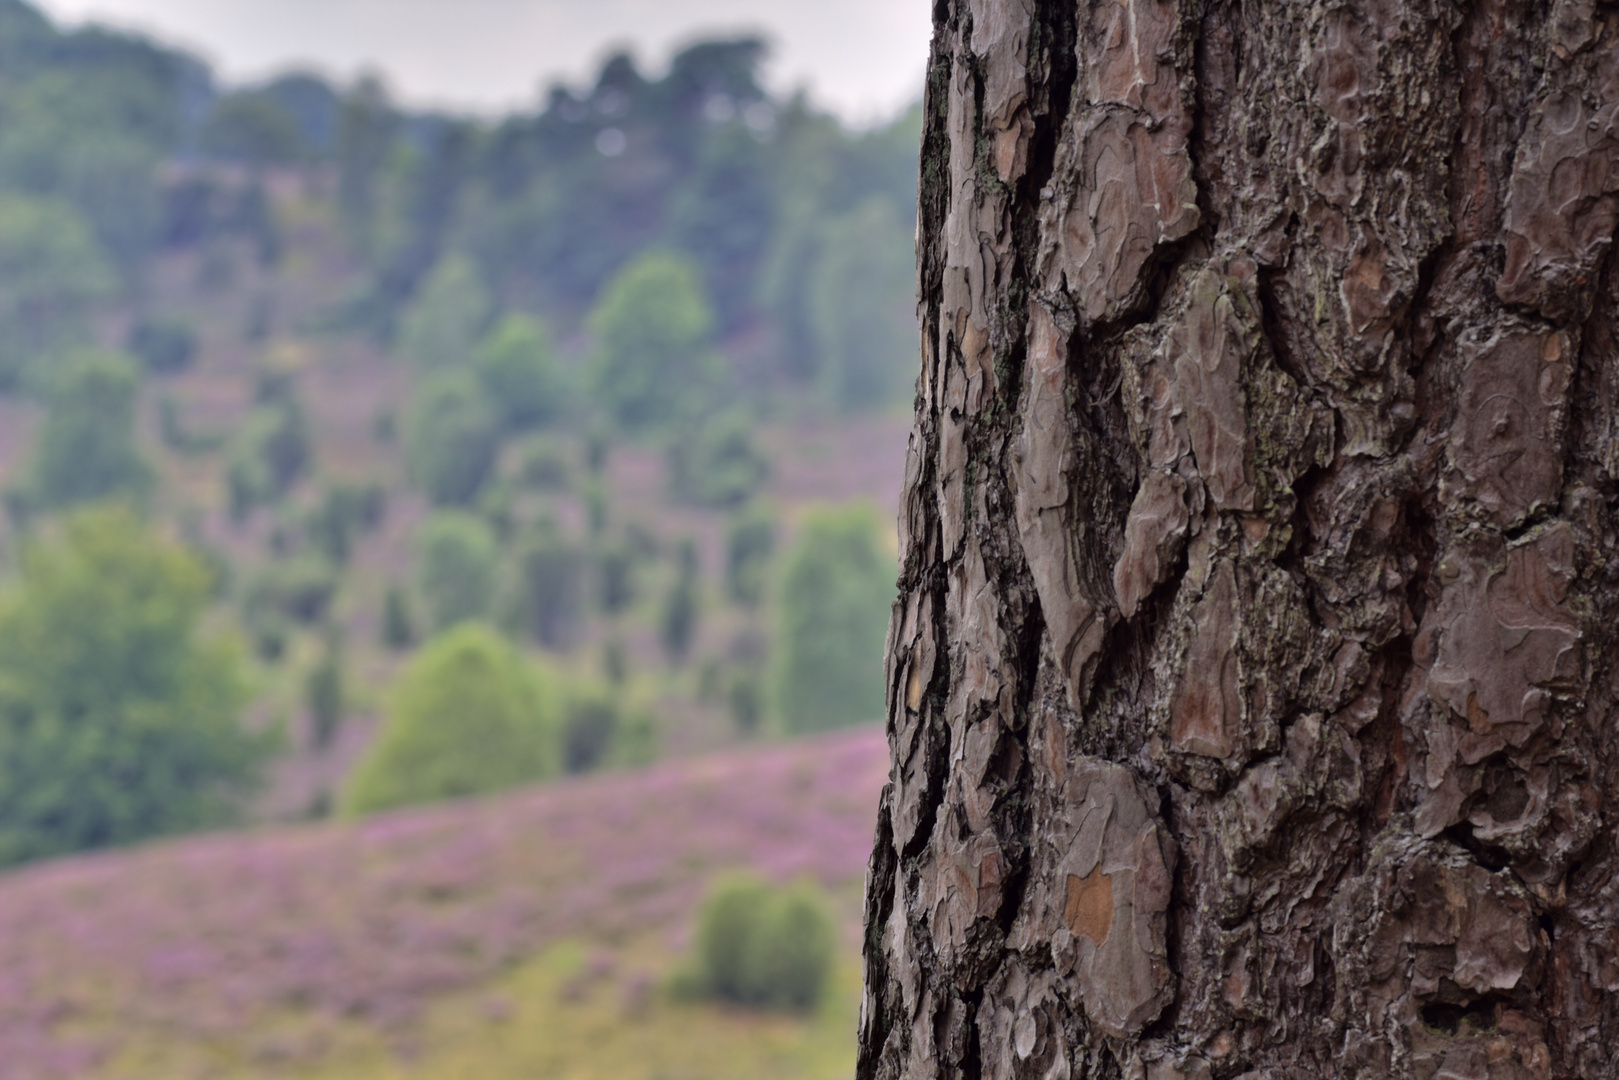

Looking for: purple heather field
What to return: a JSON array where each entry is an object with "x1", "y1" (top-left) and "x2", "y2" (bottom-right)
[{"x1": 0, "y1": 728, "x2": 889, "y2": 1080}]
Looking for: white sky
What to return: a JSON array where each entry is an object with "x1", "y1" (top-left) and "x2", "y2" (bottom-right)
[{"x1": 33, "y1": 0, "x2": 933, "y2": 124}]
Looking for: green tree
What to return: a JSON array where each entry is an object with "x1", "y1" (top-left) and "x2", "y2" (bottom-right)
[
  {"x1": 335, "y1": 75, "x2": 397, "y2": 258},
  {"x1": 381, "y1": 582, "x2": 416, "y2": 650},
  {"x1": 692, "y1": 874, "x2": 836, "y2": 1013},
  {"x1": 0, "y1": 193, "x2": 115, "y2": 390},
  {"x1": 660, "y1": 539, "x2": 700, "y2": 664},
  {"x1": 772, "y1": 503, "x2": 894, "y2": 732},
  {"x1": 586, "y1": 251, "x2": 719, "y2": 433},
  {"x1": 200, "y1": 92, "x2": 306, "y2": 168},
  {"x1": 0, "y1": 505, "x2": 266, "y2": 867},
  {"x1": 126, "y1": 316, "x2": 197, "y2": 373},
  {"x1": 404, "y1": 371, "x2": 501, "y2": 505},
  {"x1": 224, "y1": 399, "x2": 313, "y2": 519},
  {"x1": 808, "y1": 197, "x2": 917, "y2": 411},
  {"x1": 513, "y1": 527, "x2": 586, "y2": 650},
  {"x1": 340, "y1": 623, "x2": 557, "y2": 815},
  {"x1": 666, "y1": 409, "x2": 770, "y2": 508},
  {"x1": 27, "y1": 349, "x2": 152, "y2": 510},
  {"x1": 725, "y1": 503, "x2": 776, "y2": 608},
  {"x1": 415, "y1": 510, "x2": 498, "y2": 631},
  {"x1": 473, "y1": 313, "x2": 568, "y2": 430},
  {"x1": 306, "y1": 636, "x2": 344, "y2": 751},
  {"x1": 396, "y1": 254, "x2": 490, "y2": 369}
]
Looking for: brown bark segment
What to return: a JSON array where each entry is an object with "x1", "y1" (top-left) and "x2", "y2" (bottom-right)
[{"x1": 859, "y1": 2, "x2": 1619, "y2": 1078}]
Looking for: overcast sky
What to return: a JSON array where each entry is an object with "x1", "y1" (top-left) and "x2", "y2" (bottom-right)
[{"x1": 34, "y1": 0, "x2": 932, "y2": 123}]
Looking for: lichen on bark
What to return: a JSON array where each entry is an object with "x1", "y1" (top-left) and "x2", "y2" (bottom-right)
[{"x1": 860, "y1": 2, "x2": 1619, "y2": 1078}]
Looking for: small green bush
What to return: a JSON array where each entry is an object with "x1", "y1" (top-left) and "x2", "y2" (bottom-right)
[
  {"x1": 341, "y1": 624, "x2": 557, "y2": 815},
  {"x1": 691, "y1": 874, "x2": 836, "y2": 1013},
  {"x1": 415, "y1": 510, "x2": 498, "y2": 632},
  {"x1": 381, "y1": 583, "x2": 416, "y2": 650},
  {"x1": 473, "y1": 313, "x2": 569, "y2": 430},
  {"x1": 404, "y1": 372, "x2": 501, "y2": 506},
  {"x1": 243, "y1": 557, "x2": 339, "y2": 626},
  {"x1": 127, "y1": 316, "x2": 197, "y2": 373}
]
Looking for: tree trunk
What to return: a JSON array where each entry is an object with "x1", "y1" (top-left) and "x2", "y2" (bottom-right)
[{"x1": 858, "y1": 2, "x2": 1619, "y2": 1077}]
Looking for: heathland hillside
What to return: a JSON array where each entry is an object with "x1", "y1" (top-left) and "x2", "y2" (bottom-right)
[{"x1": 0, "y1": 728, "x2": 888, "y2": 1080}]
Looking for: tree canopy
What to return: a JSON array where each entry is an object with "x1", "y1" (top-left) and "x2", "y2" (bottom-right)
[{"x1": 0, "y1": 505, "x2": 265, "y2": 866}]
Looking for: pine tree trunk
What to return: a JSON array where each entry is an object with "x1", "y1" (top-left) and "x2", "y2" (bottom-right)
[{"x1": 858, "y1": 2, "x2": 1619, "y2": 1077}]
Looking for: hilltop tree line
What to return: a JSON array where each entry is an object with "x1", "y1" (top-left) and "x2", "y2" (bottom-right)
[{"x1": 0, "y1": 0, "x2": 910, "y2": 870}]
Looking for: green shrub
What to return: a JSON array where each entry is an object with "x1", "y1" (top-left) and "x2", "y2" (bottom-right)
[
  {"x1": 340, "y1": 624, "x2": 557, "y2": 815},
  {"x1": 660, "y1": 539, "x2": 700, "y2": 663},
  {"x1": 586, "y1": 251, "x2": 719, "y2": 434},
  {"x1": 691, "y1": 874, "x2": 836, "y2": 1013},
  {"x1": 516, "y1": 436, "x2": 571, "y2": 489},
  {"x1": 725, "y1": 504, "x2": 776, "y2": 608},
  {"x1": 126, "y1": 316, "x2": 197, "y2": 373},
  {"x1": 513, "y1": 527, "x2": 585, "y2": 650},
  {"x1": 404, "y1": 371, "x2": 501, "y2": 506},
  {"x1": 666, "y1": 411, "x2": 769, "y2": 509},
  {"x1": 561, "y1": 684, "x2": 618, "y2": 775},
  {"x1": 381, "y1": 582, "x2": 417, "y2": 650},
  {"x1": 772, "y1": 503, "x2": 894, "y2": 732},
  {"x1": 474, "y1": 313, "x2": 568, "y2": 430},
  {"x1": 0, "y1": 505, "x2": 268, "y2": 866},
  {"x1": 304, "y1": 481, "x2": 387, "y2": 563},
  {"x1": 225, "y1": 397, "x2": 312, "y2": 519},
  {"x1": 416, "y1": 510, "x2": 498, "y2": 631},
  {"x1": 306, "y1": 639, "x2": 344, "y2": 750},
  {"x1": 397, "y1": 254, "x2": 490, "y2": 369},
  {"x1": 28, "y1": 349, "x2": 152, "y2": 510},
  {"x1": 243, "y1": 557, "x2": 339, "y2": 626}
]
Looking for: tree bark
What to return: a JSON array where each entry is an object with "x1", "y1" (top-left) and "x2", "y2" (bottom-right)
[{"x1": 858, "y1": 2, "x2": 1619, "y2": 1078}]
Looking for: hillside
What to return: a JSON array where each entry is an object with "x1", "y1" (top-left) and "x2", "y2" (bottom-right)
[{"x1": 0, "y1": 728, "x2": 889, "y2": 1080}]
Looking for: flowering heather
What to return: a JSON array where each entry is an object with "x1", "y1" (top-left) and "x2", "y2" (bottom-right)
[{"x1": 0, "y1": 728, "x2": 888, "y2": 1080}]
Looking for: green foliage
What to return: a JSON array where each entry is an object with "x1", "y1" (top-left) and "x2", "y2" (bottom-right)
[
  {"x1": 243, "y1": 557, "x2": 339, "y2": 627},
  {"x1": 0, "y1": 193, "x2": 115, "y2": 390},
  {"x1": 340, "y1": 623, "x2": 557, "y2": 815},
  {"x1": 725, "y1": 504, "x2": 776, "y2": 608},
  {"x1": 595, "y1": 541, "x2": 640, "y2": 616},
  {"x1": 200, "y1": 92, "x2": 306, "y2": 168},
  {"x1": 303, "y1": 480, "x2": 387, "y2": 564},
  {"x1": 397, "y1": 254, "x2": 490, "y2": 369},
  {"x1": 728, "y1": 669, "x2": 763, "y2": 734},
  {"x1": 587, "y1": 252, "x2": 719, "y2": 434},
  {"x1": 224, "y1": 388, "x2": 313, "y2": 520},
  {"x1": 335, "y1": 76, "x2": 397, "y2": 258},
  {"x1": 808, "y1": 198, "x2": 917, "y2": 411},
  {"x1": 515, "y1": 435, "x2": 571, "y2": 490},
  {"x1": 306, "y1": 637, "x2": 344, "y2": 751},
  {"x1": 661, "y1": 539, "x2": 700, "y2": 664},
  {"x1": 561, "y1": 683, "x2": 618, "y2": 775},
  {"x1": 772, "y1": 504, "x2": 894, "y2": 733},
  {"x1": 416, "y1": 510, "x2": 498, "y2": 632},
  {"x1": 666, "y1": 410, "x2": 770, "y2": 508},
  {"x1": 381, "y1": 582, "x2": 416, "y2": 650},
  {"x1": 512, "y1": 527, "x2": 585, "y2": 650},
  {"x1": 27, "y1": 349, "x2": 152, "y2": 510},
  {"x1": 0, "y1": 504, "x2": 267, "y2": 867},
  {"x1": 126, "y1": 315, "x2": 197, "y2": 373},
  {"x1": 473, "y1": 313, "x2": 568, "y2": 431},
  {"x1": 691, "y1": 874, "x2": 836, "y2": 1013},
  {"x1": 404, "y1": 372, "x2": 502, "y2": 506}
]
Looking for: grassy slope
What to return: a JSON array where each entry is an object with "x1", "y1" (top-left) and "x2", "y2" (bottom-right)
[{"x1": 0, "y1": 728, "x2": 887, "y2": 1080}]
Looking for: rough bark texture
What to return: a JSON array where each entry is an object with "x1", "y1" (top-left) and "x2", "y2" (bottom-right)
[{"x1": 858, "y1": 2, "x2": 1619, "y2": 1078}]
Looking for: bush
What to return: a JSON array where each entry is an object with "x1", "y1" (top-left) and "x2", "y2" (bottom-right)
[
  {"x1": 660, "y1": 539, "x2": 700, "y2": 663},
  {"x1": 474, "y1": 313, "x2": 568, "y2": 430},
  {"x1": 725, "y1": 504, "x2": 776, "y2": 608},
  {"x1": 666, "y1": 411, "x2": 769, "y2": 509},
  {"x1": 416, "y1": 510, "x2": 498, "y2": 632},
  {"x1": 127, "y1": 316, "x2": 197, "y2": 373},
  {"x1": 28, "y1": 349, "x2": 152, "y2": 510},
  {"x1": 772, "y1": 503, "x2": 895, "y2": 732},
  {"x1": 306, "y1": 639, "x2": 344, "y2": 750},
  {"x1": 340, "y1": 624, "x2": 557, "y2": 815},
  {"x1": 516, "y1": 436, "x2": 571, "y2": 489},
  {"x1": 586, "y1": 251, "x2": 719, "y2": 434},
  {"x1": 404, "y1": 372, "x2": 502, "y2": 506},
  {"x1": 513, "y1": 527, "x2": 585, "y2": 650},
  {"x1": 396, "y1": 254, "x2": 490, "y2": 369},
  {"x1": 243, "y1": 557, "x2": 340, "y2": 626},
  {"x1": 381, "y1": 583, "x2": 416, "y2": 650},
  {"x1": 691, "y1": 875, "x2": 835, "y2": 1013},
  {"x1": 225, "y1": 397, "x2": 312, "y2": 519},
  {"x1": 304, "y1": 481, "x2": 387, "y2": 563},
  {"x1": 0, "y1": 505, "x2": 267, "y2": 866},
  {"x1": 561, "y1": 684, "x2": 618, "y2": 774}
]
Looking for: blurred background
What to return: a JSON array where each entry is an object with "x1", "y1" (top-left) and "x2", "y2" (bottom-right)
[{"x1": 0, "y1": 1, "x2": 927, "y2": 1077}]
